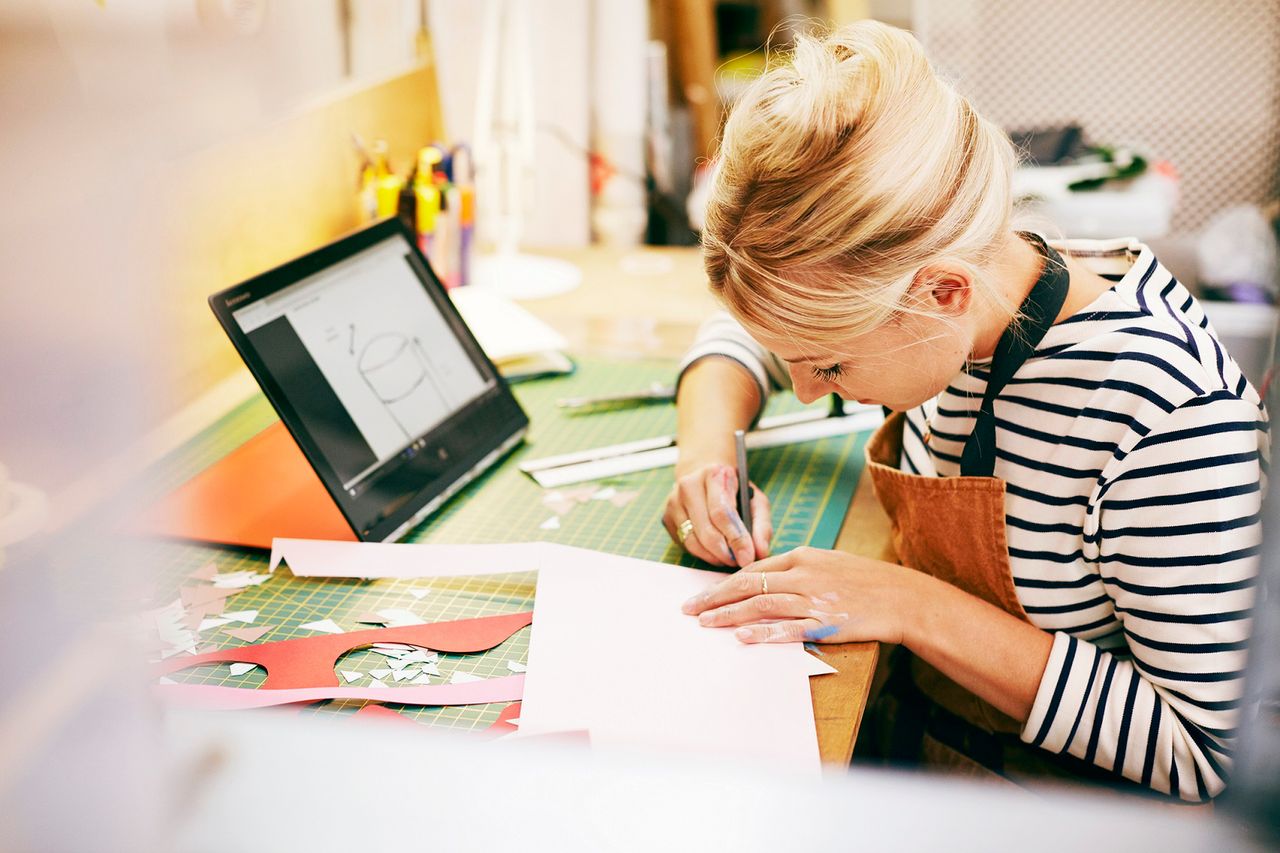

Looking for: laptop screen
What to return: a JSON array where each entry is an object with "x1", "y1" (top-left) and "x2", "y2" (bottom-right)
[{"x1": 211, "y1": 221, "x2": 526, "y2": 541}]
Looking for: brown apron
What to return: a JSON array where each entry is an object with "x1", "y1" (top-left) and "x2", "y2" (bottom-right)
[
  {"x1": 865, "y1": 410, "x2": 1083, "y2": 788},
  {"x1": 860, "y1": 233, "x2": 1112, "y2": 791}
]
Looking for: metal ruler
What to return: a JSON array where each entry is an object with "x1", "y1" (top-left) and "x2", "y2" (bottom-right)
[{"x1": 521, "y1": 405, "x2": 884, "y2": 488}]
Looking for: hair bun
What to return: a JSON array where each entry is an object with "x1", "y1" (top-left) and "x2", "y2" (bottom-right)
[{"x1": 704, "y1": 21, "x2": 1017, "y2": 345}]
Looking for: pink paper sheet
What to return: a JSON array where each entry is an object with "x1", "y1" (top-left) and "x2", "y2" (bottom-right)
[{"x1": 154, "y1": 674, "x2": 524, "y2": 710}]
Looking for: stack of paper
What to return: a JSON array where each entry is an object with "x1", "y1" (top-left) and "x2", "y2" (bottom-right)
[
  {"x1": 271, "y1": 539, "x2": 834, "y2": 772},
  {"x1": 448, "y1": 288, "x2": 572, "y2": 380}
]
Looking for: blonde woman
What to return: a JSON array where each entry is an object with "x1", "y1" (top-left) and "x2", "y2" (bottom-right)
[{"x1": 666, "y1": 21, "x2": 1265, "y2": 802}]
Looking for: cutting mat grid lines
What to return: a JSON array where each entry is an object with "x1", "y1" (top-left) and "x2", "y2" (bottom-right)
[{"x1": 145, "y1": 357, "x2": 869, "y2": 731}]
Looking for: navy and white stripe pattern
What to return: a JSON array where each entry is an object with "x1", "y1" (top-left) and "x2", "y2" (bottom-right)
[{"x1": 679, "y1": 238, "x2": 1267, "y2": 800}]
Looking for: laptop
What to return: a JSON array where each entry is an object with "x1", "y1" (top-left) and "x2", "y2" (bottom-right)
[{"x1": 208, "y1": 218, "x2": 528, "y2": 543}]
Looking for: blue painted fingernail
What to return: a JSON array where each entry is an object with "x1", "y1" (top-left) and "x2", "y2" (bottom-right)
[{"x1": 803, "y1": 625, "x2": 839, "y2": 641}]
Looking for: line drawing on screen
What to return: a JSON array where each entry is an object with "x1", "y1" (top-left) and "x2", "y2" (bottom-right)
[
  {"x1": 355, "y1": 329, "x2": 451, "y2": 442},
  {"x1": 282, "y1": 242, "x2": 490, "y2": 470}
]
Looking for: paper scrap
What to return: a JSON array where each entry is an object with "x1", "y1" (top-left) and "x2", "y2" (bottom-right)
[
  {"x1": 402, "y1": 650, "x2": 438, "y2": 664},
  {"x1": 369, "y1": 669, "x2": 392, "y2": 679},
  {"x1": 372, "y1": 643, "x2": 416, "y2": 651},
  {"x1": 154, "y1": 675, "x2": 526, "y2": 710},
  {"x1": 221, "y1": 610, "x2": 258, "y2": 624},
  {"x1": 391, "y1": 668, "x2": 416, "y2": 682},
  {"x1": 355, "y1": 612, "x2": 388, "y2": 625},
  {"x1": 591, "y1": 486, "x2": 618, "y2": 501},
  {"x1": 449, "y1": 671, "x2": 484, "y2": 685},
  {"x1": 506, "y1": 660, "x2": 527, "y2": 673},
  {"x1": 223, "y1": 626, "x2": 273, "y2": 643},
  {"x1": 410, "y1": 674, "x2": 433, "y2": 685},
  {"x1": 608, "y1": 489, "x2": 640, "y2": 509},
  {"x1": 418, "y1": 662, "x2": 442, "y2": 677},
  {"x1": 198, "y1": 616, "x2": 235, "y2": 632},
  {"x1": 386, "y1": 658, "x2": 412, "y2": 671},
  {"x1": 158, "y1": 677, "x2": 178, "y2": 686},
  {"x1": 370, "y1": 648, "x2": 408, "y2": 659},
  {"x1": 538, "y1": 516, "x2": 561, "y2": 531},
  {"x1": 299, "y1": 618, "x2": 344, "y2": 634},
  {"x1": 190, "y1": 562, "x2": 218, "y2": 581},
  {"x1": 408, "y1": 588, "x2": 430, "y2": 600},
  {"x1": 376, "y1": 608, "x2": 425, "y2": 627},
  {"x1": 366, "y1": 680, "x2": 387, "y2": 689},
  {"x1": 228, "y1": 663, "x2": 259, "y2": 676},
  {"x1": 211, "y1": 571, "x2": 271, "y2": 590},
  {"x1": 179, "y1": 585, "x2": 237, "y2": 608},
  {"x1": 354, "y1": 704, "x2": 420, "y2": 727},
  {"x1": 340, "y1": 670, "x2": 362, "y2": 684}
]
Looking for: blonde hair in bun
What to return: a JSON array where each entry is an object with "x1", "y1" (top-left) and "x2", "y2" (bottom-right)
[{"x1": 703, "y1": 20, "x2": 1018, "y2": 346}]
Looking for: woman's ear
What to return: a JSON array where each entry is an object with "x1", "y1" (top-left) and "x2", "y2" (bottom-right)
[{"x1": 913, "y1": 264, "x2": 973, "y2": 317}]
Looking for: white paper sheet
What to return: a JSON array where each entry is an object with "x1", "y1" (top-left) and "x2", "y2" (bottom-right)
[{"x1": 271, "y1": 539, "x2": 832, "y2": 771}]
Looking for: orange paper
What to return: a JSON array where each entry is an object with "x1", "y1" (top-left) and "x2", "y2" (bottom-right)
[{"x1": 136, "y1": 421, "x2": 355, "y2": 550}]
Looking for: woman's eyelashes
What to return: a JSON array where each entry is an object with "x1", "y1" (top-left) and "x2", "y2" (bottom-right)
[{"x1": 811, "y1": 363, "x2": 844, "y2": 382}]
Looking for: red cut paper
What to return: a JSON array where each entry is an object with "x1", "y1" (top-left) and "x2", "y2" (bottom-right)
[
  {"x1": 354, "y1": 704, "x2": 423, "y2": 728},
  {"x1": 154, "y1": 611, "x2": 533, "y2": 689},
  {"x1": 486, "y1": 701, "x2": 522, "y2": 735}
]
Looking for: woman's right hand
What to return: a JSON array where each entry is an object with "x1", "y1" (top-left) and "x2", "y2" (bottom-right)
[{"x1": 662, "y1": 463, "x2": 773, "y2": 567}]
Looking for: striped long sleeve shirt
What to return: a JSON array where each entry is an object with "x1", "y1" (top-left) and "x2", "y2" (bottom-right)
[{"x1": 678, "y1": 237, "x2": 1268, "y2": 800}]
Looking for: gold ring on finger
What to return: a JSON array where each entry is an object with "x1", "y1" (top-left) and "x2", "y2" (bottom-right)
[{"x1": 677, "y1": 518, "x2": 694, "y2": 545}]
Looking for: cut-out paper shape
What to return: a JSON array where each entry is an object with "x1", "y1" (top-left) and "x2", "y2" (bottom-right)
[
  {"x1": 180, "y1": 585, "x2": 237, "y2": 609},
  {"x1": 486, "y1": 701, "x2": 522, "y2": 735},
  {"x1": 370, "y1": 648, "x2": 407, "y2": 659},
  {"x1": 538, "y1": 516, "x2": 561, "y2": 531},
  {"x1": 449, "y1": 672, "x2": 484, "y2": 685},
  {"x1": 158, "y1": 677, "x2": 178, "y2": 686},
  {"x1": 153, "y1": 674, "x2": 524, "y2": 710},
  {"x1": 366, "y1": 680, "x2": 387, "y2": 689},
  {"x1": 391, "y1": 669, "x2": 416, "y2": 682},
  {"x1": 376, "y1": 609, "x2": 425, "y2": 627},
  {"x1": 155, "y1": 611, "x2": 534, "y2": 689},
  {"x1": 221, "y1": 610, "x2": 258, "y2": 624},
  {"x1": 355, "y1": 612, "x2": 388, "y2": 624},
  {"x1": 408, "y1": 589, "x2": 430, "y2": 600},
  {"x1": 299, "y1": 619, "x2": 344, "y2": 634},
  {"x1": 418, "y1": 663, "x2": 442, "y2": 677},
  {"x1": 369, "y1": 668, "x2": 392, "y2": 679},
  {"x1": 608, "y1": 489, "x2": 640, "y2": 509},
  {"x1": 212, "y1": 571, "x2": 271, "y2": 590},
  {"x1": 591, "y1": 486, "x2": 618, "y2": 501},
  {"x1": 190, "y1": 562, "x2": 219, "y2": 581},
  {"x1": 506, "y1": 661, "x2": 527, "y2": 673},
  {"x1": 354, "y1": 704, "x2": 421, "y2": 728},
  {"x1": 410, "y1": 674, "x2": 432, "y2": 685},
  {"x1": 199, "y1": 617, "x2": 235, "y2": 632},
  {"x1": 224, "y1": 626, "x2": 273, "y2": 643},
  {"x1": 340, "y1": 670, "x2": 362, "y2": 684},
  {"x1": 228, "y1": 663, "x2": 259, "y2": 676},
  {"x1": 403, "y1": 650, "x2": 438, "y2": 664},
  {"x1": 373, "y1": 643, "x2": 415, "y2": 651},
  {"x1": 386, "y1": 658, "x2": 412, "y2": 671}
]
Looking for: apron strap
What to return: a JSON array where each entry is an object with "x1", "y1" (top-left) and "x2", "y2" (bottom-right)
[{"x1": 960, "y1": 232, "x2": 1071, "y2": 478}]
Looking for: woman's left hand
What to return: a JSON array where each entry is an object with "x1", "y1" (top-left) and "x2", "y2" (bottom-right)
[{"x1": 680, "y1": 546, "x2": 924, "y2": 645}]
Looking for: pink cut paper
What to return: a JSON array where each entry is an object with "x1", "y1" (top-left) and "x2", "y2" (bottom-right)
[{"x1": 154, "y1": 674, "x2": 524, "y2": 710}]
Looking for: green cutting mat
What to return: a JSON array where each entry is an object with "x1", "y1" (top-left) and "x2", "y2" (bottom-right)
[{"x1": 146, "y1": 356, "x2": 869, "y2": 730}]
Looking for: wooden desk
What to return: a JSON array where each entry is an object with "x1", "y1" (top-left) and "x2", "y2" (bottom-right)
[{"x1": 521, "y1": 245, "x2": 887, "y2": 765}]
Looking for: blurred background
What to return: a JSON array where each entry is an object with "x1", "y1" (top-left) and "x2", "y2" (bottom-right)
[{"x1": 1, "y1": 1, "x2": 1277, "y2": 850}]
